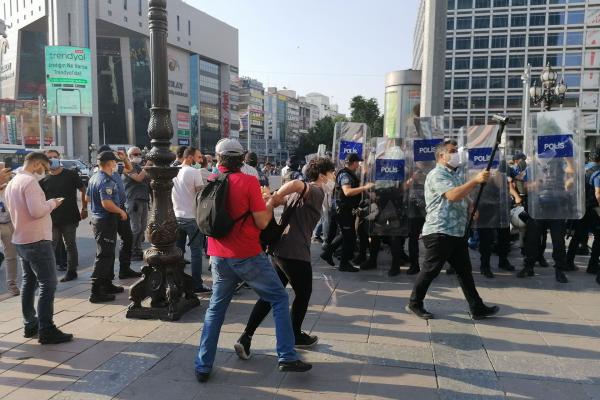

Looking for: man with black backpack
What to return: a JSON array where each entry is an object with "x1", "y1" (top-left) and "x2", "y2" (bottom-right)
[
  {"x1": 194, "y1": 138, "x2": 312, "y2": 383},
  {"x1": 566, "y1": 148, "x2": 600, "y2": 283}
]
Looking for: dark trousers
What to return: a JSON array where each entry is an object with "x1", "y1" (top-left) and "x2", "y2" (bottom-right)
[
  {"x1": 52, "y1": 223, "x2": 79, "y2": 272},
  {"x1": 478, "y1": 227, "x2": 511, "y2": 268},
  {"x1": 117, "y1": 216, "x2": 133, "y2": 271},
  {"x1": 524, "y1": 219, "x2": 566, "y2": 267},
  {"x1": 408, "y1": 217, "x2": 425, "y2": 266},
  {"x1": 409, "y1": 234, "x2": 484, "y2": 311},
  {"x1": 567, "y1": 209, "x2": 600, "y2": 266},
  {"x1": 54, "y1": 240, "x2": 66, "y2": 269},
  {"x1": 91, "y1": 216, "x2": 118, "y2": 282},
  {"x1": 357, "y1": 220, "x2": 368, "y2": 258},
  {"x1": 328, "y1": 208, "x2": 356, "y2": 265},
  {"x1": 323, "y1": 204, "x2": 338, "y2": 247},
  {"x1": 368, "y1": 236, "x2": 405, "y2": 269},
  {"x1": 244, "y1": 256, "x2": 312, "y2": 338}
]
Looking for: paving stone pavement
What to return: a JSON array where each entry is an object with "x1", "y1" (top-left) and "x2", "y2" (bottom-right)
[{"x1": 0, "y1": 226, "x2": 599, "y2": 399}]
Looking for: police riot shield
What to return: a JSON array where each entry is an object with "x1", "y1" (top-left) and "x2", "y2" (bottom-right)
[
  {"x1": 332, "y1": 122, "x2": 368, "y2": 171},
  {"x1": 364, "y1": 137, "x2": 408, "y2": 236},
  {"x1": 459, "y1": 125, "x2": 510, "y2": 229},
  {"x1": 527, "y1": 109, "x2": 585, "y2": 220},
  {"x1": 405, "y1": 116, "x2": 447, "y2": 218}
]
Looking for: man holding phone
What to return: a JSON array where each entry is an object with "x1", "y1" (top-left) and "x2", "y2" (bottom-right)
[{"x1": 4, "y1": 152, "x2": 73, "y2": 344}]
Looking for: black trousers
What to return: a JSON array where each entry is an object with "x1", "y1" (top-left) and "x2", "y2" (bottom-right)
[
  {"x1": 567, "y1": 209, "x2": 600, "y2": 266},
  {"x1": 244, "y1": 256, "x2": 312, "y2": 338},
  {"x1": 524, "y1": 219, "x2": 566, "y2": 267},
  {"x1": 328, "y1": 207, "x2": 356, "y2": 265},
  {"x1": 409, "y1": 234, "x2": 484, "y2": 311},
  {"x1": 408, "y1": 217, "x2": 425, "y2": 266},
  {"x1": 91, "y1": 216, "x2": 118, "y2": 282},
  {"x1": 323, "y1": 204, "x2": 338, "y2": 247},
  {"x1": 478, "y1": 227, "x2": 511, "y2": 267},
  {"x1": 368, "y1": 236, "x2": 405, "y2": 269},
  {"x1": 117, "y1": 216, "x2": 133, "y2": 271}
]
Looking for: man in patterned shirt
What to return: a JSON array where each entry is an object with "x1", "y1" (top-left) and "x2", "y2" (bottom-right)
[{"x1": 406, "y1": 139, "x2": 500, "y2": 320}]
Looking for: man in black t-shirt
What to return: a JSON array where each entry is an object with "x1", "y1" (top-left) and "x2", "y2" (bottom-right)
[{"x1": 40, "y1": 150, "x2": 88, "y2": 282}]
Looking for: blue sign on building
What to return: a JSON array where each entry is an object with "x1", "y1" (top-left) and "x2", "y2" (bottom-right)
[
  {"x1": 537, "y1": 134, "x2": 574, "y2": 158},
  {"x1": 375, "y1": 159, "x2": 405, "y2": 181},
  {"x1": 413, "y1": 139, "x2": 443, "y2": 161}
]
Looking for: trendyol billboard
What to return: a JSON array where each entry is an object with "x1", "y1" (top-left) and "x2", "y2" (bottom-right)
[{"x1": 45, "y1": 46, "x2": 93, "y2": 117}]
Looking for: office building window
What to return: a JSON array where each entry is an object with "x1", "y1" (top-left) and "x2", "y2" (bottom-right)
[
  {"x1": 445, "y1": 77, "x2": 452, "y2": 90},
  {"x1": 446, "y1": 38, "x2": 454, "y2": 50},
  {"x1": 531, "y1": 0, "x2": 546, "y2": 4},
  {"x1": 453, "y1": 97, "x2": 469, "y2": 109},
  {"x1": 493, "y1": 0, "x2": 509, "y2": 6},
  {"x1": 489, "y1": 96, "x2": 504, "y2": 108},
  {"x1": 491, "y1": 35, "x2": 507, "y2": 48},
  {"x1": 138, "y1": 0, "x2": 142, "y2": 15},
  {"x1": 511, "y1": 14, "x2": 527, "y2": 27},
  {"x1": 546, "y1": 53, "x2": 563, "y2": 66},
  {"x1": 474, "y1": 15, "x2": 490, "y2": 28},
  {"x1": 444, "y1": 97, "x2": 451, "y2": 109},
  {"x1": 528, "y1": 54, "x2": 544, "y2": 67},
  {"x1": 455, "y1": 57, "x2": 470, "y2": 69},
  {"x1": 530, "y1": 13, "x2": 546, "y2": 26},
  {"x1": 493, "y1": 15, "x2": 508, "y2": 28},
  {"x1": 447, "y1": 17, "x2": 454, "y2": 30},
  {"x1": 563, "y1": 93, "x2": 579, "y2": 107},
  {"x1": 475, "y1": 0, "x2": 490, "y2": 7},
  {"x1": 474, "y1": 36, "x2": 489, "y2": 49},
  {"x1": 564, "y1": 52, "x2": 582, "y2": 67},
  {"x1": 471, "y1": 76, "x2": 487, "y2": 89},
  {"x1": 448, "y1": 0, "x2": 455, "y2": 9},
  {"x1": 509, "y1": 54, "x2": 525, "y2": 68},
  {"x1": 529, "y1": 34, "x2": 545, "y2": 47},
  {"x1": 453, "y1": 117, "x2": 468, "y2": 130},
  {"x1": 446, "y1": 58, "x2": 453, "y2": 70},
  {"x1": 491, "y1": 55, "x2": 506, "y2": 68},
  {"x1": 455, "y1": 77, "x2": 469, "y2": 89},
  {"x1": 549, "y1": 0, "x2": 567, "y2": 3},
  {"x1": 507, "y1": 96, "x2": 522, "y2": 108},
  {"x1": 456, "y1": 37, "x2": 471, "y2": 50},
  {"x1": 457, "y1": 0, "x2": 473, "y2": 8},
  {"x1": 508, "y1": 75, "x2": 522, "y2": 88},
  {"x1": 510, "y1": 34, "x2": 526, "y2": 47},
  {"x1": 471, "y1": 96, "x2": 487, "y2": 108},
  {"x1": 547, "y1": 32, "x2": 564, "y2": 46},
  {"x1": 568, "y1": 11, "x2": 584, "y2": 25},
  {"x1": 124, "y1": 0, "x2": 127, "y2": 10},
  {"x1": 566, "y1": 31, "x2": 583, "y2": 45},
  {"x1": 564, "y1": 73, "x2": 580, "y2": 87},
  {"x1": 456, "y1": 17, "x2": 472, "y2": 30},
  {"x1": 472, "y1": 56, "x2": 488, "y2": 69},
  {"x1": 471, "y1": 116, "x2": 487, "y2": 126},
  {"x1": 489, "y1": 76, "x2": 505, "y2": 89},
  {"x1": 548, "y1": 12, "x2": 565, "y2": 25},
  {"x1": 177, "y1": 15, "x2": 180, "y2": 31},
  {"x1": 512, "y1": 0, "x2": 527, "y2": 5}
]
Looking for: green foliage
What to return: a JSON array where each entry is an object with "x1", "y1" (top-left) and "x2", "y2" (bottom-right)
[
  {"x1": 294, "y1": 115, "x2": 347, "y2": 157},
  {"x1": 350, "y1": 95, "x2": 383, "y2": 137}
]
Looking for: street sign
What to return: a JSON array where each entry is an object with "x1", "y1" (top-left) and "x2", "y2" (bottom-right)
[{"x1": 45, "y1": 46, "x2": 93, "y2": 116}]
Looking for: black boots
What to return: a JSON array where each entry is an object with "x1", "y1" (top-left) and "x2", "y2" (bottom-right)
[
  {"x1": 555, "y1": 267, "x2": 568, "y2": 283},
  {"x1": 89, "y1": 279, "x2": 116, "y2": 303},
  {"x1": 516, "y1": 264, "x2": 534, "y2": 278},
  {"x1": 480, "y1": 259, "x2": 494, "y2": 279}
]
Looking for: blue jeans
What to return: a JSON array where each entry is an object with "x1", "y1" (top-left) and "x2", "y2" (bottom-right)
[
  {"x1": 15, "y1": 241, "x2": 58, "y2": 331},
  {"x1": 176, "y1": 218, "x2": 204, "y2": 287},
  {"x1": 195, "y1": 253, "x2": 298, "y2": 373}
]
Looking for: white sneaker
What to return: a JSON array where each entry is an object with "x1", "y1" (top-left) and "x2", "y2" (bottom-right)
[{"x1": 7, "y1": 281, "x2": 20, "y2": 296}]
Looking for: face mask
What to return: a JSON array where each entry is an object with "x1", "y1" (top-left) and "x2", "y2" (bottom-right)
[
  {"x1": 34, "y1": 171, "x2": 45, "y2": 181},
  {"x1": 323, "y1": 179, "x2": 335, "y2": 195},
  {"x1": 447, "y1": 152, "x2": 461, "y2": 168},
  {"x1": 49, "y1": 159, "x2": 61, "y2": 170},
  {"x1": 131, "y1": 157, "x2": 142, "y2": 164}
]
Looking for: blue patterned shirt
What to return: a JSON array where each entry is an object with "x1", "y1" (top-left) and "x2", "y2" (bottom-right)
[{"x1": 422, "y1": 164, "x2": 468, "y2": 237}]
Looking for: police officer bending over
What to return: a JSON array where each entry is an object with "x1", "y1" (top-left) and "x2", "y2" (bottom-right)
[
  {"x1": 320, "y1": 153, "x2": 374, "y2": 272},
  {"x1": 86, "y1": 151, "x2": 130, "y2": 303},
  {"x1": 406, "y1": 140, "x2": 499, "y2": 320}
]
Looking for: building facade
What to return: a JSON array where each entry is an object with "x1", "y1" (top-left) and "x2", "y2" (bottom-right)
[
  {"x1": 414, "y1": 0, "x2": 600, "y2": 150},
  {"x1": 0, "y1": 0, "x2": 238, "y2": 158},
  {"x1": 239, "y1": 77, "x2": 266, "y2": 155}
]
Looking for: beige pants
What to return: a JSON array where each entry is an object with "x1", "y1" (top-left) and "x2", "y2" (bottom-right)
[{"x1": 0, "y1": 222, "x2": 18, "y2": 284}]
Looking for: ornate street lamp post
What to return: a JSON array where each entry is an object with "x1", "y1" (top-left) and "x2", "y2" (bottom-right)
[
  {"x1": 529, "y1": 62, "x2": 568, "y2": 112},
  {"x1": 126, "y1": 0, "x2": 199, "y2": 321}
]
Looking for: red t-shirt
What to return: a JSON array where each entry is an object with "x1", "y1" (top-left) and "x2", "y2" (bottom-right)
[{"x1": 207, "y1": 169, "x2": 266, "y2": 258}]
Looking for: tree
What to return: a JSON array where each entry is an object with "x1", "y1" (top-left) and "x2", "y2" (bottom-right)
[
  {"x1": 294, "y1": 115, "x2": 346, "y2": 157},
  {"x1": 350, "y1": 95, "x2": 383, "y2": 137}
]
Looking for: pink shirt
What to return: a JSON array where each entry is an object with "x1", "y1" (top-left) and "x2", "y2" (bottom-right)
[{"x1": 4, "y1": 170, "x2": 57, "y2": 245}]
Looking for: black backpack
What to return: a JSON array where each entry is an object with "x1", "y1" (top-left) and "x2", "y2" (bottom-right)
[
  {"x1": 196, "y1": 172, "x2": 249, "y2": 238},
  {"x1": 585, "y1": 165, "x2": 600, "y2": 210}
]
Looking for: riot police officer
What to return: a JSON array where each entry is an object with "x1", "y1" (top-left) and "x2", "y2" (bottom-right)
[
  {"x1": 320, "y1": 153, "x2": 373, "y2": 272},
  {"x1": 86, "y1": 151, "x2": 129, "y2": 303}
]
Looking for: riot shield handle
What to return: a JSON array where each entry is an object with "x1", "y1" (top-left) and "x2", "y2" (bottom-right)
[{"x1": 465, "y1": 114, "x2": 510, "y2": 238}]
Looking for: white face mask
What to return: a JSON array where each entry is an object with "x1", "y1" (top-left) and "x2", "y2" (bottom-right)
[
  {"x1": 131, "y1": 157, "x2": 142, "y2": 164},
  {"x1": 34, "y1": 172, "x2": 45, "y2": 181},
  {"x1": 447, "y1": 152, "x2": 461, "y2": 169},
  {"x1": 323, "y1": 179, "x2": 335, "y2": 195}
]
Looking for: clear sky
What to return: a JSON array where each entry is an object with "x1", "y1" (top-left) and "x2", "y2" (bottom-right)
[{"x1": 187, "y1": 0, "x2": 420, "y2": 115}]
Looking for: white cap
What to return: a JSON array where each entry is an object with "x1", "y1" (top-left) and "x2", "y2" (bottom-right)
[{"x1": 215, "y1": 138, "x2": 244, "y2": 155}]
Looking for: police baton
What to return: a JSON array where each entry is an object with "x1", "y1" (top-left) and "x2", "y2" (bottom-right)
[{"x1": 465, "y1": 114, "x2": 510, "y2": 238}]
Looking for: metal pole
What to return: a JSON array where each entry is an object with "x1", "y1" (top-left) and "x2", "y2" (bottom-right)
[{"x1": 521, "y1": 64, "x2": 531, "y2": 154}]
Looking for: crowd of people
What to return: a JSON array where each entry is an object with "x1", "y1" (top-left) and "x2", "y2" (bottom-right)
[{"x1": 0, "y1": 135, "x2": 598, "y2": 380}]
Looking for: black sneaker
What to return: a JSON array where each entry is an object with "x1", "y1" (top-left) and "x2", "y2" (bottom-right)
[
  {"x1": 119, "y1": 267, "x2": 142, "y2": 279},
  {"x1": 320, "y1": 252, "x2": 335, "y2": 267},
  {"x1": 234, "y1": 333, "x2": 252, "y2": 360},
  {"x1": 471, "y1": 305, "x2": 500, "y2": 320},
  {"x1": 60, "y1": 271, "x2": 78, "y2": 283},
  {"x1": 24, "y1": 323, "x2": 38, "y2": 338},
  {"x1": 498, "y1": 260, "x2": 515, "y2": 272},
  {"x1": 480, "y1": 268, "x2": 494, "y2": 279},
  {"x1": 195, "y1": 371, "x2": 210, "y2": 383},
  {"x1": 89, "y1": 291, "x2": 116, "y2": 303},
  {"x1": 555, "y1": 269, "x2": 568, "y2": 283},
  {"x1": 516, "y1": 266, "x2": 534, "y2": 278},
  {"x1": 295, "y1": 332, "x2": 318, "y2": 348},
  {"x1": 338, "y1": 263, "x2": 359, "y2": 273},
  {"x1": 38, "y1": 325, "x2": 73, "y2": 345},
  {"x1": 104, "y1": 282, "x2": 125, "y2": 294},
  {"x1": 406, "y1": 265, "x2": 420, "y2": 275},
  {"x1": 194, "y1": 285, "x2": 212, "y2": 294},
  {"x1": 405, "y1": 304, "x2": 434, "y2": 320},
  {"x1": 278, "y1": 359, "x2": 312, "y2": 372},
  {"x1": 387, "y1": 268, "x2": 400, "y2": 277}
]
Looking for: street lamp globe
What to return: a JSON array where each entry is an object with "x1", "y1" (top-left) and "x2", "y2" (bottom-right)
[{"x1": 555, "y1": 81, "x2": 567, "y2": 95}]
